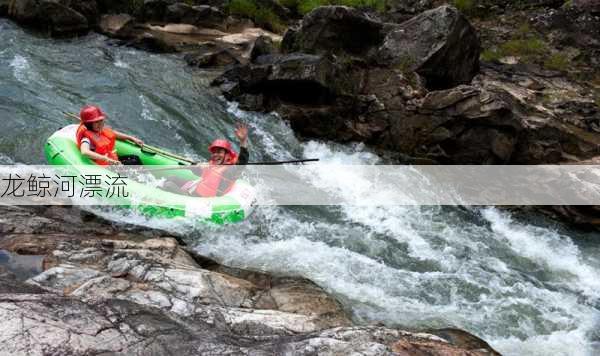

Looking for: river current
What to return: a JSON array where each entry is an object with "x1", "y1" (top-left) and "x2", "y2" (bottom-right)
[{"x1": 1, "y1": 19, "x2": 599, "y2": 355}]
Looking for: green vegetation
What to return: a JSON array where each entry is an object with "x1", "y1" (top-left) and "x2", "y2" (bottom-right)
[
  {"x1": 544, "y1": 53, "x2": 570, "y2": 72},
  {"x1": 453, "y1": 0, "x2": 475, "y2": 15},
  {"x1": 228, "y1": 0, "x2": 285, "y2": 32},
  {"x1": 479, "y1": 20, "x2": 572, "y2": 72},
  {"x1": 480, "y1": 48, "x2": 501, "y2": 62},
  {"x1": 562, "y1": 0, "x2": 573, "y2": 9},
  {"x1": 394, "y1": 55, "x2": 415, "y2": 74},
  {"x1": 500, "y1": 38, "x2": 546, "y2": 59},
  {"x1": 278, "y1": 0, "x2": 386, "y2": 15}
]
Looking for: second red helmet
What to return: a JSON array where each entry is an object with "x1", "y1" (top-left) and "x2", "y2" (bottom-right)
[{"x1": 208, "y1": 139, "x2": 234, "y2": 155}]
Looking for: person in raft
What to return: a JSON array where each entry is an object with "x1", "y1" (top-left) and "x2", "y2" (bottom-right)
[
  {"x1": 76, "y1": 105, "x2": 144, "y2": 166},
  {"x1": 163, "y1": 123, "x2": 249, "y2": 197}
]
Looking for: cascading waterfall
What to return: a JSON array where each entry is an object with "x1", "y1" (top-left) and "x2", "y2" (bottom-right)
[{"x1": 1, "y1": 18, "x2": 599, "y2": 356}]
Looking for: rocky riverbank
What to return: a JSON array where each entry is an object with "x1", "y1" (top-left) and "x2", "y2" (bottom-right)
[{"x1": 0, "y1": 205, "x2": 500, "y2": 355}]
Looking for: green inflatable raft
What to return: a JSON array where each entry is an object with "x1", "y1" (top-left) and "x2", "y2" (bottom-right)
[{"x1": 44, "y1": 124, "x2": 256, "y2": 224}]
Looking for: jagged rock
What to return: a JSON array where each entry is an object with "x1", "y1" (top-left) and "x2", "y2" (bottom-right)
[
  {"x1": 0, "y1": 293, "x2": 498, "y2": 356},
  {"x1": 184, "y1": 49, "x2": 240, "y2": 67},
  {"x1": 214, "y1": 53, "x2": 358, "y2": 112},
  {"x1": 164, "y1": 3, "x2": 226, "y2": 29},
  {"x1": 377, "y1": 5, "x2": 480, "y2": 89},
  {"x1": 24, "y1": 237, "x2": 351, "y2": 329},
  {"x1": 282, "y1": 6, "x2": 385, "y2": 57},
  {"x1": 98, "y1": 13, "x2": 136, "y2": 37},
  {"x1": 250, "y1": 35, "x2": 277, "y2": 61},
  {"x1": 8, "y1": 0, "x2": 91, "y2": 36}
]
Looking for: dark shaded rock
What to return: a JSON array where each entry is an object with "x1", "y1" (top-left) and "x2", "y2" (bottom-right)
[
  {"x1": 184, "y1": 48, "x2": 240, "y2": 67},
  {"x1": 164, "y1": 3, "x2": 226, "y2": 29},
  {"x1": 377, "y1": 5, "x2": 480, "y2": 89},
  {"x1": 96, "y1": 0, "x2": 137, "y2": 15},
  {"x1": 8, "y1": 0, "x2": 90, "y2": 36},
  {"x1": 573, "y1": 0, "x2": 600, "y2": 13},
  {"x1": 1, "y1": 0, "x2": 11, "y2": 16},
  {"x1": 65, "y1": 0, "x2": 98, "y2": 25},
  {"x1": 139, "y1": 0, "x2": 177, "y2": 22},
  {"x1": 250, "y1": 35, "x2": 277, "y2": 61},
  {"x1": 0, "y1": 269, "x2": 47, "y2": 294},
  {"x1": 215, "y1": 53, "x2": 357, "y2": 110},
  {"x1": 282, "y1": 6, "x2": 385, "y2": 57},
  {"x1": 128, "y1": 32, "x2": 178, "y2": 52}
]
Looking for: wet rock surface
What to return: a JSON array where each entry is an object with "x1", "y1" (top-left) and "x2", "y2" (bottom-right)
[
  {"x1": 0, "y1": 205, "x2": 499, "y2": 355},
  {"x1": 8, "y1": 0, "x2": 93, "y2": 35}
]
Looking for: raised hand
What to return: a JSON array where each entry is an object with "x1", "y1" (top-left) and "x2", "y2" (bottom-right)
[{"x1": 234, "y1": 122, "x2": 248, "y2": 145}]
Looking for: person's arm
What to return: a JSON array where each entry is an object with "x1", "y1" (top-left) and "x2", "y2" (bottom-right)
[
  {"x1": 234, "y1": 123, "x2": 248, "y2": 165},
  {"x1": 236, "y1": 147, "x2": 249, "y2": 165},
  {"x1": 114, "y1": 130, "x2": 144, "y2": 147},
  {"x1": 80, "y1": 142, "x2": 120, "y2": 165}
]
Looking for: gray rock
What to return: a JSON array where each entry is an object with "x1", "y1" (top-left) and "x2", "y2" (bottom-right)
[
  {"x1": 251, "y1": 35, "x2": 277, "y2": 61},
  {"x1": 98, "y1": 13, "x2": 136, "y2": 37},
  {"x1": 281, "y1": 6, "x2": 385, "y2": 57},
  {"x1": 377, "y1": 5, "x2": 480, "y2": 89},
  {"x1": 8, "y1": 0, "x2": 91, "y2": 36}
]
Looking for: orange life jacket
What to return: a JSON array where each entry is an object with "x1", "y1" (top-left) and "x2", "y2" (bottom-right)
[
  {"x1": 76, "y1": 124, "x2": 118, "y2": 166},
  {"x1": 194, "y1": 153, "x2": 238, "y2": 197}
]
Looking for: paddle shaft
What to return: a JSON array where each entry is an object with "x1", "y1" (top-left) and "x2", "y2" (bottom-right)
[{"x1": 143, "y1": 159, "x2": 320, "y2": 172}]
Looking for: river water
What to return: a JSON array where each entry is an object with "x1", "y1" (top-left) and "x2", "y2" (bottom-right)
[{"x1": 1, "y1": 19, "x2": 599, "y2": 355}]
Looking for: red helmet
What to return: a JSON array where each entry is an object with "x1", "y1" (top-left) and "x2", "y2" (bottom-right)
[
  {"x1": 80, "y1": 105, "x2": 106, "y2": 123},
  {"x1": 208, "y1": 139, "x2": 234, "y2": 155}
]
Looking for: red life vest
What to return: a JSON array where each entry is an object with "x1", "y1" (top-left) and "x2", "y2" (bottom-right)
[
  {"x1": 76, "y1": 124, "x2": 118, "y2": 166},
  {"x1": 195, "y1": 152, "x2": 238, "y2": 197}
]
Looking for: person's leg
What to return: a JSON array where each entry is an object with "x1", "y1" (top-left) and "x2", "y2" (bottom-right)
[
  {"x1": 118, "y1": 155, "x2": 142, "y2": 165},
  {"x1": 162, "y1": 176, "x2": 191, "y2": 195}
]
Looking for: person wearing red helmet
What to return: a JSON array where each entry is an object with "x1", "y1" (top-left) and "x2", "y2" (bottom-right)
[
  {"x1": 163, "y1": 123, "x2": 249, "y2": 197},
  {"x1": 76, "y1": 105, "x2": 144, "y2": 166}
]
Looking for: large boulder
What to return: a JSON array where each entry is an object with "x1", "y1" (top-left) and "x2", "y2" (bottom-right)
[
  {"x1": 377, "y1": 5, "x2": 480, "y2": 89},
  {"x1": 214, "y1": 53, "x2": 358, "y2": 112},
  {"x1": 139, "y1": 0, "x2": 177, "y2": 22},
  {"x1": 164, "y1": 3, "x2": 225, "y2": 29},
  {"x1": 8, "y1": 0, "x2": 91, "y2": 35},
  {"x1": 281, "y1": 6, "x2": 385, "y2": 57},
  {"x1": 98, "y1": 13, "x2": 136, "y2": 37},
  {"x1": 250, "y1": 35, "x2": 278, "y2": 61}
]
